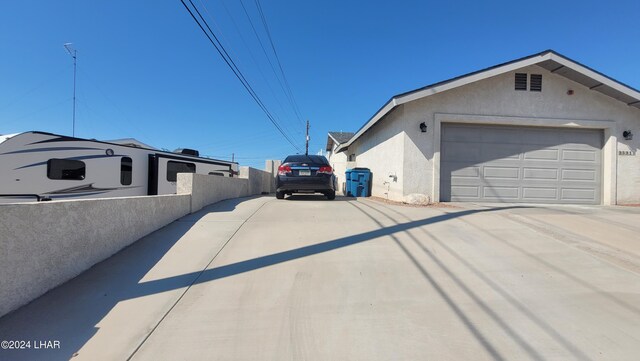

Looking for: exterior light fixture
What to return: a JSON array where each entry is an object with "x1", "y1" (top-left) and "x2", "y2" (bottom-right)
[
  {"x1": 623, "y1": 130, "x2": 633, "y2": 140},
  {"x1": 419, "y1": 122, "x2": 427, "y2": 133}
]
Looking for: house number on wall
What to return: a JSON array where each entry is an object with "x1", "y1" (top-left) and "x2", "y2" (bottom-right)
[{"x1": 618, "y1": 150, "x2": 636, "y2": 156}]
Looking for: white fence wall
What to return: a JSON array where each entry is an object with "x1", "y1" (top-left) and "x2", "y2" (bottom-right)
[
  {"x1": 0, "y1": 195, "x2": 191, "y2": 317},
  {"x1": 0, "y1": 167, "x2": 274, "y2": 317}
]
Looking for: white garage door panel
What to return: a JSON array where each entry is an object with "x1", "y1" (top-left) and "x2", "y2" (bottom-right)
[
  {"x1": 440, "y1": 124, "x2": 602, "y2": 204},
  {"x1": 523, "y1": 168, "x2": 558, "y2": 180},
  {"x1": 522, "y1": 187, "x2": 557, "y2": 199}
]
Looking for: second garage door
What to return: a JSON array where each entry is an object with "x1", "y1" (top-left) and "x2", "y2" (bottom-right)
[{"x1": 440, "y1": 123, "x2": 602, "y2": 204}]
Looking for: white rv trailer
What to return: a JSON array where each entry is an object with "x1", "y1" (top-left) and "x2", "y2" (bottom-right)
[{"x1": 0, "y1": 131, "x2": 239, "y2": 203}]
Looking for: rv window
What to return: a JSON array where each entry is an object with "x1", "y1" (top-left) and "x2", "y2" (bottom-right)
[
  {"x1": 47, "y1": 159, "x2": 86, "y2": 180},
  {"x1": 121, "y1": 157, "x2": 133, "y2": 185},
  {"x1": 167, "y1": 161, "x2": 196, "y2": 182},
  {"x1": 208, "y1": 172, "x2": 224, "y2": 176}
]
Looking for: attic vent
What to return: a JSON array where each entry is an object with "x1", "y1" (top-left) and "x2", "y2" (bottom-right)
[
  {"x1": 530, "y1": 74, "x2": 542, "y2": 92},
  {"x1": 515, "y1": 73, "x2": 527, "y2": 91}
]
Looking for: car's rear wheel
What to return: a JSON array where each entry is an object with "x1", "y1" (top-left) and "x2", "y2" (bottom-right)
[
  {"x1": 276, "y1": 191, "x2": 285, "y2": 199},
  {"x1": 326, "y1": 191, "x2": 336, "y2": 200}
]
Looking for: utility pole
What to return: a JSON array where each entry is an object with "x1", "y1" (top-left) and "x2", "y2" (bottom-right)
[
  {"x1": 64, "y1": 43, "x2": 77, "y2": 137},
  {"x1": 232, "y1": 153, "x2": 235, "y2": 162},
  {"x1": 305, "y1": 120, "x2": 310, "y2": 155}
]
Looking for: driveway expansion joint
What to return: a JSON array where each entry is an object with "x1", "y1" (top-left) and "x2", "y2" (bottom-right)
[{"x1": 125, "y1": 199, "x2": 272, "y2": 361}]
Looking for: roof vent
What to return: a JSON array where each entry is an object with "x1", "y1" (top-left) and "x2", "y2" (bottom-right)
[
  {"x1": 174, "y1": 148, "x2": 199, "y2": 157},
  {"x1": 530, "y1": 74, "x2": 542, "y2": 92},
  {"x1": 515, "y1": 73, "x2": 527, "y2": 91}
]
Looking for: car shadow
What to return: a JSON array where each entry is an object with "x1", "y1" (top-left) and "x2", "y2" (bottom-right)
[{"x1": 284, "y1": 195, "x2": 355, "y2": 201}]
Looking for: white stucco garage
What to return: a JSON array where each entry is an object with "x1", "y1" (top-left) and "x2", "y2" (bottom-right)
[{"x1": 327, "y1": 50, "x2": 640, "y2": 205}]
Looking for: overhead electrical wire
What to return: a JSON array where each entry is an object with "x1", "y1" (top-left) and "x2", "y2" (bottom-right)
[
  {"x1": 7, "y1": 98, "x2": 70, "y2": 125},
  {"x1": 191, "y1": 0, "x2": 304, "y2": 144},
  {"x1": 181, "y1": 0, "x2": 300, "y2": 151},
  {"x1": 253, "y1": 0, "x2": 305, "y2": 127},
  {"x1": 180, "y1": 0, "x2": 302, "y2": 152},
  {"x1": 197, "y1": 131, "x2": 283, "y2": 152},
  {"x1": 0, "y1": 68, "x2": 67, "y2": 113},
  {"x1": 238, "y1": 0, "x2": 305, "y2": 130},
  {"x1": 209, "y1": 0, "x2": 302, "y2": 138},
  {"x1": 76, "y1": 66, "x2": 150, "y2": 141}
]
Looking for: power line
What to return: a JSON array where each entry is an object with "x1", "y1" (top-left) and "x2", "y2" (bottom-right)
[
  {"x1": 204, "y1": 154, "x2": 284, "y2": 160},
  {"x1": 7, "y1": 98, "x2": 70, "y2": 125},
  {"x1": 187, "y1": 0, "x2": 303, "y2": 151},
  {"x1": 76, "y1": 65, "x2": 149, "y2": 142},
  {"x1": 203, "y1": 0, "x2": 301, "y2": 138},
  {"x1": 218, "y1": 0, "x2": 301, "y2": 136},
  {"x1": 238, "y1": 0, "x2": 304, "y2": 131},
  {"x1": 180, "y1": 0, "x2": 302, "y2": 152},
  {"x1": 0, "y1": 68, "x2": 66, "y2": 112},
  {"x1": 253, "y1": 0, "x2": 305, "y2": 127}
]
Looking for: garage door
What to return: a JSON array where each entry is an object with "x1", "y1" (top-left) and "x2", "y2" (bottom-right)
[{"x1": 440, "y1": 123, "x2": 602, "y2": 204}]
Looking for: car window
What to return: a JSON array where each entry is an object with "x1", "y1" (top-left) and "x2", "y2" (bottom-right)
[{"x1": 283, "y1": 155, "x2": 329, "y2": 165}]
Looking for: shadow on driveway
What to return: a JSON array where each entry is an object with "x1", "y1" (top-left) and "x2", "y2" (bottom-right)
[
  {"x1": 0, "y1": 199, "x2": 524, "y2": 360},
  {"x1": 283, "y1": 195, "x2": 355, "y2": 201}
]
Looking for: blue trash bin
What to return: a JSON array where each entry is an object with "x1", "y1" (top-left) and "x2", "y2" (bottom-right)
[
  {"x1": 345, "y1": 169, "x2": 354, "y2": 196},
  {"x1": 345, "y1": 168, "x2": 371, "y2": 197}
]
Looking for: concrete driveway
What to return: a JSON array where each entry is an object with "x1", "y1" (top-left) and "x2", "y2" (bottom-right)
[{"x1": 1, "y1": 196, "x2": 639, "y2": 360}]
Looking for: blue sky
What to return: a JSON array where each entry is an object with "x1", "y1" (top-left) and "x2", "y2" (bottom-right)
[{"x1": 1, "y1": 0, "x2": 639, "y2": 168}]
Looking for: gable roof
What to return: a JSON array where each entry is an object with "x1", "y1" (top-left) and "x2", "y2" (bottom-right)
[
  {"x1": 326, "y1": 131, "x2": 355, "y2": 151},
  {"x1": 336, "y1": 50, "x2": 640, "y2": 152}
]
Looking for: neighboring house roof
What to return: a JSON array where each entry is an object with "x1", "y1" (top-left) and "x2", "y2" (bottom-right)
[
  {"x1": 336, "y1": 50, "x2": 640, "y2": 152},
  {"x1": 326, "y1": 131, "x2": 355, "y2": 151}
]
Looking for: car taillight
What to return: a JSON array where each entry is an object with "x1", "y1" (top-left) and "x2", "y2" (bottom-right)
[
  {"x1": 278, "y1": 164, "x2": 292, "y2": 175},
  {"x1": 318, "y1": 166, "x2": 333, "y2": 174}
]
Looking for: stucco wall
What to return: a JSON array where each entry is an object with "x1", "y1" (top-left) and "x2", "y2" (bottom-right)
[
  {"x1": 178, "y1": 173, "x2": 248, "y2": 213},
  {"x1": 0, "y1": 194, "x2": 191, "y2": 317},
  {"x1": 328, "y1": 147, "x2": 349, "y2": 194},
  {"x1": 349, "y1": 64, "x2": 640, "y2": 203},
  {"x1": 349, "y1": 107, "x2": 406, "y2": 200},
  {"x1": 178, "y1": 167, "x2": 272, "y2": 213},
  {"x1": 265, "y1": 160, "x2": 282, "y2": 193},
  {"x1": 240, "y1": 166, "x2": 271, "y2": 195},
  {"x1": 0, "y1": 167, "x2": 273, "y2": 317}
]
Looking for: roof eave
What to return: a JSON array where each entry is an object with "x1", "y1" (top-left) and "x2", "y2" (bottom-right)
[
  {"x1": 338, "y1": 50, "x2": 640, "y2": 150},
  {"x1": 547, "y1": 53, "x2": 640, "y2": 102},
  {"x1": 336, "y1": 98, "x2": 398, "y2": 152},
  {"x1": 396, "y1": 52, "x2": 553, "y2": 105}
]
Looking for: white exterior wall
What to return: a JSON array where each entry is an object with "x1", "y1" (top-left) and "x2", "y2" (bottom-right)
[
  {"x1": 349, "y1": 64, "x2": 640, "y2": 204},
  {"x1": 327, "y1": 146, "x2": 349, "y2": 194},
  {"x1": 348, "y1": 107, "x2": 406, "y2": 200}
]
